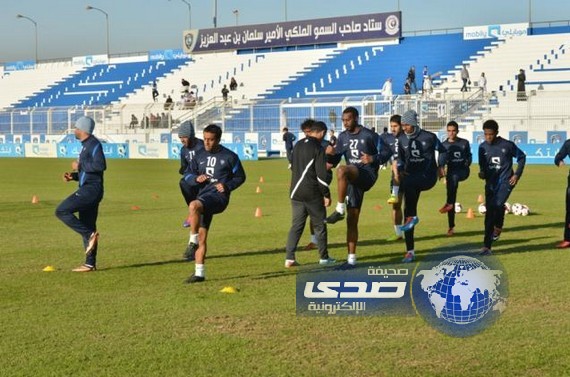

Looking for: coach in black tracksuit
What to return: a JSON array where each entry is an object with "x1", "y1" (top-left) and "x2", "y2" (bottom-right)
[{"x1": 285, "y1": 121, "x2": 334, "y2": 266}]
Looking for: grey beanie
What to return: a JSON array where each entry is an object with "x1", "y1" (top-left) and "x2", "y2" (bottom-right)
[
  {"x1": 178, "y1": 120, "x2": 195, "y2": 138},
  {"x1": 401, "y1": 110, "x2": 418, "y2": 127},
  {"x1": 75, "y1": 116, "x2": 95, "y2": 134}
]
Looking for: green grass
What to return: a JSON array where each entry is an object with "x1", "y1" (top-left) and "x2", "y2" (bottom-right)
[{"x1": 1, "y1": 158, "x2": 569, "y2": 376}]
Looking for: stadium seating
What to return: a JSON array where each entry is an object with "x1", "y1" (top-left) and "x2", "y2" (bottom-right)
[
  {"x1": 12, "y1": 60, "x2": 188, "y2": 108},
  {"x1": 0, "y1": 62, "x2": 79, "y2": 110}
]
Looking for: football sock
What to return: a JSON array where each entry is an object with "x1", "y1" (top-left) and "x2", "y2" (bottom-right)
[
  {"x1": 189, "y1": 233, "x2": 198, "y2": 245},
  {"x1": 311, "y1": 234, "x2": 318, "y2": 244},
  {"x1": 336, "y1": 202, "x2": 346, "y2": 215},
  {"x1": 392, "y1": 186, "x2": 399, "y2": 196},
  {"x1": 195, "y1": 264, "x2": 205, "y2": 277},
  {"x1": 347, "y1": 254, "x2": 357, "y2": 265},
  {"x1": 394, "y1": 225, "x2": 402, "y2": 237}
]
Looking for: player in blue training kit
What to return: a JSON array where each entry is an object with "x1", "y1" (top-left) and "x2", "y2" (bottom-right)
[
  {"x1": 478, "y1": 119, "x2": 526, "y2": 255},
  {"x1": 55, "y1": 117, "x2": 106, "y2": 272},
  {"x1": 177, "y1": 120, "x2": 204, "y2": 235},
  {"x1": 183, "y1": 124, "x2": 246, "y2": 283},
  {"x1": 326, "y1": 106, "x2": 389, "y2": 267},
  {"x1": 438, "y1": 121, "x2": 472, "y2": 236},
  {"x1": 382, "y1": 114, "x2": 405, "y2": 241},
  {"x1": 396, "y1": 110, "x2": 447, "y2": 263},
  {"x1": 553, "y1": 139, "x2": 570, "y2": 248}
]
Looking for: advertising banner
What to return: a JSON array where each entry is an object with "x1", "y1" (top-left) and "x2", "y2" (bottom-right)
[
  {"x1": 463, "y1": 23, "x2": 528, "y2": 40},
  {"x1": 184, "y1": 12, "x2": 401, "y2": 53},
  {"x1": 24, "y1": 143, "x2": 57, "y2": 158}
]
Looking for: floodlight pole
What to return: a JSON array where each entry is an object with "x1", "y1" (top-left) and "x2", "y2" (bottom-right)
[
  {"x1": 233, "y1": 10, "x2": 239, "y2": 26},
  {"x1": 528, "y1": 0, "x2": 532, "y2": 25},
  {"x1": 284, "y1": 0, "x2": 288, "y2": 21},
  {"x1": 213, "y1": 0, "x2": 218, "y2": 28},
  {"x1": 16, "y1": 14, "x2": 38, "y2": 62},
  {"x1": 86, "y1": 5, "x2": 110, "y2": 57}
]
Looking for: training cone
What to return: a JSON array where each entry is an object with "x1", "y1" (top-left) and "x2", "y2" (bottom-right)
[
  {"x1": 220, "y1": 286, "x2": 238, "y2": 294},
  {"x1": 131, "y1": 205, "x2": 141, "y2": 211},
  {"x1": 373, "y1": 204, "x2": 382, "y2": 211},
  {"x1": 255, "y1": 207, "x2": 263, "y2": 218},
  {"x1": 477, "y1": 194, "x2": 484, "y2": 204},
  {"x1": 466, "y1": 208, "x2": 475, "y2": 219},
  {"x1": 259, "y1": 176, "x2": 265, "y2": 183},
  {"x1": 42, "y1": 266, "x2": 55, "y2": 272},
  {"x1": 31, "y1": 195, "x2": 39, "y2": 204},
  {"x1": 256, "y1": 186, "x2": 262, "y2": 194}
]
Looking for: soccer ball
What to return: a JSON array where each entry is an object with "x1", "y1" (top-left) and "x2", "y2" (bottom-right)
[
  {"x1": 511, "y1": 203, "x2": 523, "y2": 216},
  {"x1": 454, "y1": 202, "x2": 463, "y2": 213},
  {"x1": 478, "y1": 203, "x2": 487, "y2": 215},
  {"x1": 520, "y1": 205, "x2": 530, "y2": 216},
  {"x1": 504, "y1": 202, "x2": 511, "y2": 215}
]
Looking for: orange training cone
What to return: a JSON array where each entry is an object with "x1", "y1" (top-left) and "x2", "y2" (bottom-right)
[
  {"x1": 256, "y1": 186, "x2": 262, "y2": 194},
  {"x1": 477, "y1": 194, "x2": 484, "y2": 204},
  {"x1": 131, "y1": 205, "x2": 141, "y2": 211},
  {"x1": 373, "y1": 204, "x2": 382, "y2": 211},
  {"x1": 466, "y1": 208, "x2": 475, "y2": 219},
  {"x1": 255, "y1": 207, "x2": 263, "y2": 218},
  {"x1": 259, "y1": 176, "x2": 265, "y2": 183},
  {"x1": 31, "y1": 195, "x2": 39, "y2": 204}
]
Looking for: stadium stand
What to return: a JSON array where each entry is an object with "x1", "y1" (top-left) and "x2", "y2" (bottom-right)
[{"x1": 12, "y1": 59, "x2": 188, "y2": 108}]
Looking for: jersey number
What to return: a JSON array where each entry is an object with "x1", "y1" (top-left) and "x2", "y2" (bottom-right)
[
  {"x1": 206, "y1": 156, "x2": 216, "y2": 176},
  {"x1": 349, "y1": 140, "x2": 359, "y2": 159}
]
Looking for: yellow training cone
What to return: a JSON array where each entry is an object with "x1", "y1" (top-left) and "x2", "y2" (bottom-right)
[
  {"x1": 220, "y1": 286, "x2": 238, "y2": 294},
  {"x1": 43, "y1": 266, "x2": 55, "y2": 272}
]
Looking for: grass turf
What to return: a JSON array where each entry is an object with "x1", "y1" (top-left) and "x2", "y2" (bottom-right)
[{"x1": 0, "y1": 158, "x2": 568, "y2": 376}]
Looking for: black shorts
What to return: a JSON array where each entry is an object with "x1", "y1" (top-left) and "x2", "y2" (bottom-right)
[
  {"x1": 347, "y1": 166, "x2": 378, "y2": 209},
  {"x1": 197, "y1": 191, "x2": 229, "y2": 229}
]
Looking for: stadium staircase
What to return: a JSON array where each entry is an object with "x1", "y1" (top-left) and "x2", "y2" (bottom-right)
[{"x1": 11, "y1": 60, "x2": 188, "y2": 108}]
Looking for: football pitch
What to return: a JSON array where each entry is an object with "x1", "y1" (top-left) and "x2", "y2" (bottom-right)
[{"x1": 1, "y1": 157, "x2": 569, "y2": 376}]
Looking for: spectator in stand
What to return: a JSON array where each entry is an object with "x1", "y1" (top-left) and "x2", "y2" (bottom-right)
[
  {"x1": 404, "y1": 78, "x2": 411, "y2": 95},
  {"x1": 183, "y1": 91, "x2": 196, "y2": 109},
  {"x1": 152, "y1": 80, "x2": 159, "y2": 102},
  {"x1": 164, "y1": 95, "x2": 174, "y2": 110},
  {"x1": 479, "y1": 72, "x2": 487, "y2": 95},
  {"x1": 221, "y1": 85, "x2": 229, "y2": 101},
  {"x1": 129, "y1": 114, "x2": 138, "y2": 129},
  {"x1": 381, "y1": 78, "x2": 393, "y2": 100},
  {"x1": 517, "y1": 69, "x2": 526, "y2": 101},
  {"x1": 407, "y1": 66, "x2": 417, "y2": 93},
  {"x1": 230, "y1": 77, "x2": 238, "y2": 91},
  {"x1": 461, "y1": 64, "x2": 470, "y2": 92},
  {"x1": 181, "y1": 78, "x2": 190, "y2": 92},
  {"x1": 423, "y1": 75, "x2": 433, "y2": 98}
]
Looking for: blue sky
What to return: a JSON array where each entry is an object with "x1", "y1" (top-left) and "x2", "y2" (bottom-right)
[{"x1": 1, "y1": 0, "x2": 569, "y2": 62}]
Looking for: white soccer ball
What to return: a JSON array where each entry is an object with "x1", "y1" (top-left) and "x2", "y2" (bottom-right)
[
  {"x1": 520, "y1": 205, "x2": 530, "y2": 216},
  {"x1": 478, "y1": 203, "x2": 487, "y2": 215},
  {"x1": 511, "y1": 203, "x2": 523, "y2": 216},
  {"x1": 454, "y1": 202, "x2": 463, "y2": 213},
  {"x1": 504, "y1": 202, "x2": 511, "y2": 215}
]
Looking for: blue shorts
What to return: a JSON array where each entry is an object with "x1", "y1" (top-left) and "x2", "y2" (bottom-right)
[
  {"x1": 197, "y1": 190, "x2": 229, "y2": 229},
  {"x1": 347, "y1": 166, "x2": 378, "y2": 209}
]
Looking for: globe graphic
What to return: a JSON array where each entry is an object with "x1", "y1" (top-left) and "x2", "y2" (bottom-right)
[{"x1": 416, "y1": 256, "x2": 504, "y2": 325}]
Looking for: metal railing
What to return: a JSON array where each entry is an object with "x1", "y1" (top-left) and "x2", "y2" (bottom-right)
[{"x1": 2, "y1": 90, "x2": 570, "y2": 139}]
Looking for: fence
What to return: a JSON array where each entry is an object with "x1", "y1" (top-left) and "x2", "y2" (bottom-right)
[{"x1": 1, "y1": 90, "x2": 570, "y2": 139}]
